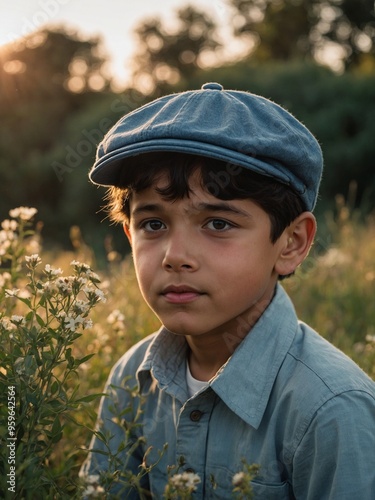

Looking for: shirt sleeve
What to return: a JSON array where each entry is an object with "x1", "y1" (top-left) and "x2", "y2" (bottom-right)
[
  {"x1": 79, "y1": 356, "x2": 149, "y2": 498},
  {"x1": 292, "y1": 390, "x2": 375, "y2": 500}
]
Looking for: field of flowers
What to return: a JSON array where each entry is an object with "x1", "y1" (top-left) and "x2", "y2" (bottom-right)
[{"x1": 0, "y1": 203, "x2": 374, "y2": 498}]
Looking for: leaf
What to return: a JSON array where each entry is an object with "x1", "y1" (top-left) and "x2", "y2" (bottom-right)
[
  {"x1": 16, "y1": 296, "x2": 32, "y2": 308},
  {"x1": 25, "y1": 311, "x2": 34, "y2": 322},
  {"x1": 26, "y1": 392, "x2": 38, "y2": 406},
  {"x1": 73, "y1": 353, "x2": 95, "y2": 367},
  {"x1": 50, "y1": 380, "x2": 60, "y2": 396},
  {"x1": 36, "y1": 314, "x2": 45, "y2": 327},
  {"x1": 50, "y1": 416, "x2": 64, "y2": 443},
  {"x1": 75, "y1": 393, "x2": 101, "y2": 403}
]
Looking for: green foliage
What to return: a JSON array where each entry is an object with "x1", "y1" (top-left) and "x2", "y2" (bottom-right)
[
  {"x1": 0, "y1": 27, "x2": 146, "y2": 254},
  {"x1": 0, "y1": 208, "x2": 105, "y2": 498},
  {"x1": 227, "y1": 0, "x2": 375, "y2": 70},
  {"x1": 285, "y1": 198, "x2": 375, "y2": 380},
  {"x1": 132, "y1": 5, "x2": 221, "y2": 92}
]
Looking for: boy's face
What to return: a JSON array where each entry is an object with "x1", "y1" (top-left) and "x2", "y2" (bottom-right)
[{"x1": 125, "y1": 168, "x2": 294, "y2": 342}]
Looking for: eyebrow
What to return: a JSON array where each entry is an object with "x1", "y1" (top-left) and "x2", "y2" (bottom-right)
[
  {"x1": 131, "y1": 201, "x2": 251, "y2": 218},
  {"x1": 195, "y1": 202, "x2": 251, "y2": 218},
  {"x1": 131, "y1": 203, "x2": 164, "y2": 217}
]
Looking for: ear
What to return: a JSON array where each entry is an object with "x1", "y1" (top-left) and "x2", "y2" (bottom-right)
[
  {"x1": 123, "y1": 222, "x2": 132, "y2": 246},
  {"x1": 275, "y1": 212, "x2": 316, "y2": 277}
]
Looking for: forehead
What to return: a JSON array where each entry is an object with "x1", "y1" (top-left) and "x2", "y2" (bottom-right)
[
  {"x1": 129, "y1": 171, "x2": 267, "y2": 222},
  {"x1": 131, "y1": 168, "x2": 213, "y2": 207}
]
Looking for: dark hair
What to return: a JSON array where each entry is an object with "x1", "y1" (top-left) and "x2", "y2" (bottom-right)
[{"x1": 105, "y1": 152, "x2": 305, "y2": 244}]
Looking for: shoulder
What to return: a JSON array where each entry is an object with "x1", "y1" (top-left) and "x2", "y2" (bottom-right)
[
  {"x1": 273, "y1": 323, "x2": 375, "y2": 468},
  {"x1": 286, "y1": 321, "x2": 375, "y2": 396},
  {"x1": 274, "y1": 321, "x2": 375, "y2": 443}
]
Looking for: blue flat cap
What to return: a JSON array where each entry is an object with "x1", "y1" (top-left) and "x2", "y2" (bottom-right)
[{"x1": 90, "y1": 82, "x2": 323, "y2": 210}]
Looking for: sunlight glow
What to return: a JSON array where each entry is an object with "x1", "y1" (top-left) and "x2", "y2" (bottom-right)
[{"x1": 3, "y1": 60, "x2": 26, "y2": 74}]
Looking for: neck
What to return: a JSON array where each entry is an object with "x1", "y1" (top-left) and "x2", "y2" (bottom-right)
[
  {"x1": 186, "y1": 328, "x2": 243, "y2": 381},
  {"x1": 185, "y1": 290, "x2": 275, "y2": 381}
]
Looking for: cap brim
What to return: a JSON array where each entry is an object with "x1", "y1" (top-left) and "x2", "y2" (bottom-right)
[{"x1": 89, "y1": 138, "x2": 302, "y2": 193}]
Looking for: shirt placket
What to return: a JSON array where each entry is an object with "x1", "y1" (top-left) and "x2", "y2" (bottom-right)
[{"x1": 175, "y1": 390, "x2": 216, "y2": 499}]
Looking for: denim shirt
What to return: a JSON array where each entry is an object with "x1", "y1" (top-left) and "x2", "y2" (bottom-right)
[{"x1": 81, "y1": 285, "x2": 375, "y2": 499}]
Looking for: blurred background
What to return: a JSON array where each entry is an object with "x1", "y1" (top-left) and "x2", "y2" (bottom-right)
[{"x1": 1, "y1": 0, "x2": 375, "y2": 263}]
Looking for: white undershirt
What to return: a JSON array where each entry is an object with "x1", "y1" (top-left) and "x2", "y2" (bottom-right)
[{"x1": 186, "y1": 361, "x2": 209, "y2": 397}]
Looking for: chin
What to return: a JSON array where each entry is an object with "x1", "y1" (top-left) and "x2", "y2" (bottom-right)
[{"x1": 161, "y1": 321, "x2": 203, "y2": 337}]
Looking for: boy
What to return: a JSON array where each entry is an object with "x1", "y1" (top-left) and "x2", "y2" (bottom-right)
[{"x1": 81, "y1": 83, "x2": 375, "y2": 498}]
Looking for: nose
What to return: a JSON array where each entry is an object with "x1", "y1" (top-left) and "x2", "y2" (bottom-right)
[{"x1": 162, "y1": 229, "x2": 199, "y2": 272}]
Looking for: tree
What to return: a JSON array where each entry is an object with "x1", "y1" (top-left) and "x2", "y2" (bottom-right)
[
  {"x1": 227, "y1": 0, "x2": 375, "y2": 70},
  {"x1": 131, "y1": 6, "x2": 221, "y2": 92},
  {"x1": 0, "y1": 28, "x2": 114, "y2": 248},
  {"x1": 0, "y1": 28, "x2": 110, "y2": 105}
]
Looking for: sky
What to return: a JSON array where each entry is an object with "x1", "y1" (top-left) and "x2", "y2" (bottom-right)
[{"x1": 0, "y1": 0, "x2": 235, "y2": 86}]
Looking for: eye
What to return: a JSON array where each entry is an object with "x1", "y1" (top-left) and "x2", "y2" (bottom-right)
[
  {"x1": 141, "y1": 219, "x2": 166, "y2": 232},
  {"x1": 205, "y1": 219, "x2": 234, "y2": 231}
]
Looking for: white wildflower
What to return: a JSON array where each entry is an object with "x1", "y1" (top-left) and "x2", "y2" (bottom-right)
[
  {"x1": 5, "y1": 288, "x2": 19, "y2": 297},
  {"x1": 37, "y1": 280, "x2": 56, "y2": 295},
  {"x1": 55, "y1": 277, "x2": 73, "y2": 294},
  {"x1": 0, "y1": 272, "x2": 11, "y2": 287},
  {"x1": 25, "y1": 254, "x2": 42, "y2": 267},
  {"x1": 107, "y1": 309, "x2": 126, "y2": 332},
  {"x1": 9, "y1": 206, "x2": 37, "y2": 221},
  {"x1": 70, "y1": 260, "x2": 91, "y2": 274},
  {"x1": 232, "y1": 471, "x2": 246, "y2": 487},
  {"x1": 72, "y1": 299, "x2": 90, "y2": 315},
  {"x1": 0, "y1": 317, "x2": 15, "y2": 330},
  {"x1": 0, "y1": 229, "x2": 16, "y2": 242},
  {"x1": 25, "y1": 238, "x2": 41, "y2": 255},
  {"x1": 107, "y1": 309, "x2": 125, "y2": 324},
  {"x1": 82, "y1": 475, "x2": 105, "y2": 497},
  {"x1": 88, "y1": 270, "x2": 100, "y2": 282},
  {"x1": 170, "y1": 472, "x2": 201, "y2": 491},
  {"x1": 14, "y1": 357, "x2": 26, "y2": 375},
  {"x1": 94, "y1": 288, "x2": 106, "y2": 303},
  {"x1": 11, "y1": 315, "x2": 26, "y2": 325},
  {"x1": 74, "y1": 276, "x2": 88, "y2": 286},
  {"x1": 44, "y1": 263, "x2": 63, "y2": 276},
  {"x1": 64, "y1": 315, "x2": 77, "y2": 332},
  {"x1": 83, "y1": 318, "x2": 93, "y2": 329},
  {"x1": 64, "y1": 315, "x2": 84, "y2": 332},
  {"x1": 1, "y1": 219, "x2": 18, "y2": 231},
  {"x1": 83, "y1": 285, "x2": 106, "y2": 303}
]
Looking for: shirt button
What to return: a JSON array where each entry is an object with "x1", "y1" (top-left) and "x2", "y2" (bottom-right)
[{"x1": 190, "y1": 410, "x2": 203, "y2": 422}]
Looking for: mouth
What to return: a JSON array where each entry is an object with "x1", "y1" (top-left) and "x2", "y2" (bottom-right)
[{"x1": 161, "y1": 285, "x2": 204, "y2": 304}]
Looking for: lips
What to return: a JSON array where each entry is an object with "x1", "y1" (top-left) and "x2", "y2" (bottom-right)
[{"x1": 161, "y1": 284, "x2": 204, "y2": 304}]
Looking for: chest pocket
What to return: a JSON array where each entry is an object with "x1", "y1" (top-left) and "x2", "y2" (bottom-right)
[
  {"x1": 251, "y1": 480, "x2": 293, "y2": 499},
  {"x1": 203, "y1": 467, "x2": 292, "y2": 500}
]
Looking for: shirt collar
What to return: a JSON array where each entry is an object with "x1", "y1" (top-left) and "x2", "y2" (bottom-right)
[
  {"x1": 210, "y1": 284, "x2": 298, "y2": 428},
  {"x1": 137, "y1": 284, "x2": 298, "y2": 425}
]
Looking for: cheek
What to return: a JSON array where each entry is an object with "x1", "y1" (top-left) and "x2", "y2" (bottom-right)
[{"x1": 132, "y1": 248, "x2": 159, "y2": 294}]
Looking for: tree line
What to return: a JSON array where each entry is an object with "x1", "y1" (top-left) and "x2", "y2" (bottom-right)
[{"x1": 1, "y1": 0, "x2": 374, "y2": 259}]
